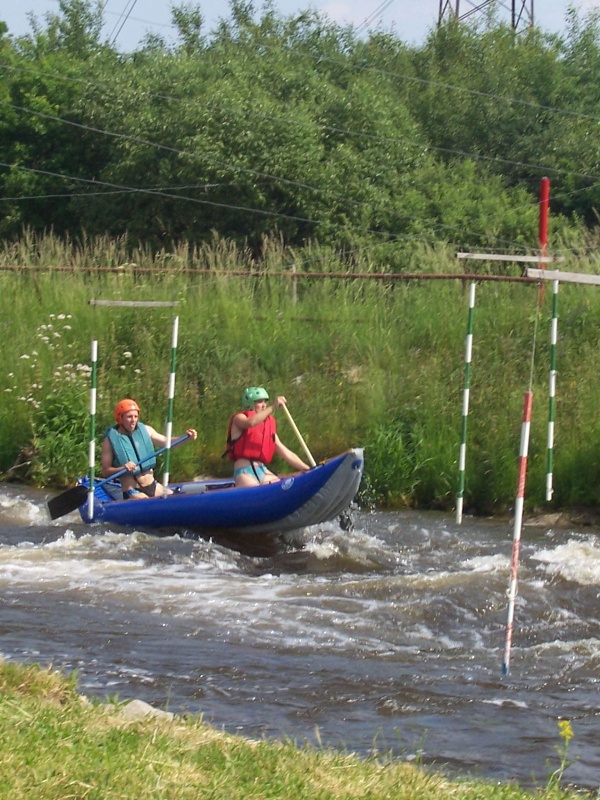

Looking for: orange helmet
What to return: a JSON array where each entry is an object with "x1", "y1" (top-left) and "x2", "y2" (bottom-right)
[{"x1": 114, "y1": 398, "x2": 140, "y2": 423}]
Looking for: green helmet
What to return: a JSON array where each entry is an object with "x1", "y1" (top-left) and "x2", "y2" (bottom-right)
[{"x1": 242, "y1": 386, "x2": 269, "y2": 409}]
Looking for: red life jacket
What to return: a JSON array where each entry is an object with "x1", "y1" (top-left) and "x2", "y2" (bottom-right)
[{"x1": 225, "y1": 410, "x2": 277, "y2": 463}]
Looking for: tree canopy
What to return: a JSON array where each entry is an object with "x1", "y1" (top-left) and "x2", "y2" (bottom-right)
[{"x1": 1, "y1": 0, "x2": 599, "y2": 256}]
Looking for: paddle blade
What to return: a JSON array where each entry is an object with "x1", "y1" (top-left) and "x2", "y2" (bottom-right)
[{"x1": 47, "y1": 484, "x2": 89, "y2": 520}]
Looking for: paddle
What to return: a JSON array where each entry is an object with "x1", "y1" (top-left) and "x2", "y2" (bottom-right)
[
  {"x1": 280, "y1": 404, "x2": 317, "y2": 468},
  {"x1": 47, "y1": 433, "x2": 191, "y2": 521}
]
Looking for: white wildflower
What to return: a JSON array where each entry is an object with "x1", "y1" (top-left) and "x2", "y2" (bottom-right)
[
  {"x1": 123, "y1": 351, "x2": 132, "y2": 359},
  {"x1": 20, "y1": 354, "x2": 30, "y2": 360}
]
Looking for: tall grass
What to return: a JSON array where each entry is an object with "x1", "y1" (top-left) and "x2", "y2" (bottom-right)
[{"x1": 1, "y1": 231, "x2": 600, "y2": 513}]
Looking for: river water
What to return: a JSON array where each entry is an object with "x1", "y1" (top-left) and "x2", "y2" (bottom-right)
[{"x1": 0, "y1": 483, "x2": 598, "y2": 791}]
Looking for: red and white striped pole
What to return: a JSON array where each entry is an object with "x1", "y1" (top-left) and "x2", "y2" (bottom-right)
[{"x1": 502, "y1": 390, "x2": 533, "y2": 676}]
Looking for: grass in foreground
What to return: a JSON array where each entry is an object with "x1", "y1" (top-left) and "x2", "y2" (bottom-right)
[{"x1": 0, "y1": 661, "x2": 587, "y2": 800}]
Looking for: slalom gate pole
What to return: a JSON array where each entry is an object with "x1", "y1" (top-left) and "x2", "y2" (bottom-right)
[
  {"x1": 538, "y1": 177, "x2": 555, "y2": 502},
  {"x1": 162, "y1": 316, "x2": 179, "y2": 488},
  {"x1": 538, "y1": 177, "x2": 550, "y2": 305},
  {"x1": 88, "y1": 340, "x2": 98, "y2": 518},
  {"x1": 502, "y1": 390, "x2": 533, "y2": 676},
  {"x1": 456, "y1": 282, "x2": 476, "y2": 524},
  {"x1": 546, "y1": 279, "x2": 559, "y2": 501}
]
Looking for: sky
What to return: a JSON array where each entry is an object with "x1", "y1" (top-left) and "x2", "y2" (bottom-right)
[{"x1": 1, "y1": 0, "x2": 599, "y2": 51}]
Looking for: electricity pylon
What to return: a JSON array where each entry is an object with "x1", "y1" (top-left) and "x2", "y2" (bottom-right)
[{"x1": 438, "y1": 1, "x2": 534, "y2": 33}]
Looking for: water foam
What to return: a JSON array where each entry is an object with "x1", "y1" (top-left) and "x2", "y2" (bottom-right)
[{"x1": 533, "y1": 536, "x2": 600, "y2": 586}]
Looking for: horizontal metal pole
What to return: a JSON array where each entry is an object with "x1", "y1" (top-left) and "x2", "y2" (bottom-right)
[{"x1": 0, "y1": 265, "x2": 537, "y2": 283}]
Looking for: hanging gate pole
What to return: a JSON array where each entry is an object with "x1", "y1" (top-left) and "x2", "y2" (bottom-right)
[
  {"x1": 163, "y1": 316, "x2": 179, "y2": 488},
  {"x1": 546, "y1": 279, "x2": 559, "y2": 501},
  {"x1": 456, "y1": 282, "x2": 476, "y2": 524},
  {"x1": 87, "y1": 340, "x2": 98, "y2": 519}
]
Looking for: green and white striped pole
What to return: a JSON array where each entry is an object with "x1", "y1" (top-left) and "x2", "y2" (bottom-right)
[
  {"x1": 546, "y1": 279, "x2": 559, "y2": 501},
  {"x1": 456, "y1": 282, "x2": 476, "y2": 524},
  {"x1": 88, "y1": 340, "x2": 98, "y2": 518},
  {"x1": 162, "y1": 316, "x2": 179, "y2": 488}
]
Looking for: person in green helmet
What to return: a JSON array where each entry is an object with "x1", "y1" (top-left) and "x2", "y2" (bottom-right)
[{"x1": 225, "y1": 387, "x2": 311, "y2": 487}]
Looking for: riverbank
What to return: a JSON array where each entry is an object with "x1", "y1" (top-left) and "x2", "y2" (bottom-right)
[{"x1": 0, "y1": 660, "x2": 587, "y2": 800}]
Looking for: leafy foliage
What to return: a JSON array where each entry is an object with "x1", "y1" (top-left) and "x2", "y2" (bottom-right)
[{"x1": 1, "y1": 1, "x2": 599, "y2": 250}]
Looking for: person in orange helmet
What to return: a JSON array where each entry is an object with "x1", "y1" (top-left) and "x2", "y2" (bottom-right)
[{"x1": 101, "y1": 398, "x2": 197, "y2": 500}]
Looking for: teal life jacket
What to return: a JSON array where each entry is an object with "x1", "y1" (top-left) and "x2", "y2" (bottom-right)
[{"x1": 105, "y1": 422, "x2": 156, "y2": 474}]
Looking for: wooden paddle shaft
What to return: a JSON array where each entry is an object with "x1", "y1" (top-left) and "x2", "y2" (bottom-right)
[{"x1": 280, "y1": 404, "x2": 316, "y2": 467}]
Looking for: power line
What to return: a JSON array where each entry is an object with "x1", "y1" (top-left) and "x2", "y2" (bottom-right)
[
  {"x1": 107, "y1": 0, "x2": 140, "y2": 45},
  {"x1": 1, "y1": 158, "x2": 556, "y2": 253},
  {"x1": 355, "y1": 0, "x2": 396, "y2": 34}
]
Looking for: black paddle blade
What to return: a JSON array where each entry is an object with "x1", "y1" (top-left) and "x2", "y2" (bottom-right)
[{"x1": 47, "y1": 484, "x2": 89, "y2": 520}]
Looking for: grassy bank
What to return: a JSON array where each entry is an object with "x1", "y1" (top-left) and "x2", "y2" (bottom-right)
[
  {"x1": 0, "y1": 660, "x2": 585, "y2": 800},
  {"x1": 1, "y1": 232, "x2": 600, "y2": 514}
]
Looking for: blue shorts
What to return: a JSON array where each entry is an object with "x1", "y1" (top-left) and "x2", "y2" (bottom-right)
[{"x1": 233, "y1": 463, "x2": 269, "y2": 483}]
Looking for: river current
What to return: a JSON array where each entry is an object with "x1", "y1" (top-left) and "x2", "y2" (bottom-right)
[{"x1": 0, "y1": 483, "x2": 598, "y2": 791}]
